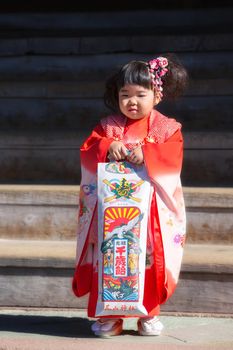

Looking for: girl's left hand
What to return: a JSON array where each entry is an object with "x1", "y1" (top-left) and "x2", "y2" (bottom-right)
[{"x1": 127, "y1": 146, "x2": 144, "y2": 165}]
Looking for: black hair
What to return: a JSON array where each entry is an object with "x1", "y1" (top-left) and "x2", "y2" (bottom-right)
[{"x1": 104, "y1": 53, "x2": 188, "y2": 113}]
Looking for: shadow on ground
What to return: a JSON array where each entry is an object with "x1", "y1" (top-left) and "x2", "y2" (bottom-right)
[{"x1": 0, "y1": 315, "x2": 97, "y2": 338}]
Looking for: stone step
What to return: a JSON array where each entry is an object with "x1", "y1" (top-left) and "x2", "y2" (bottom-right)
[
  {"x1": 0, "y1": 131, "x2": 232, "y2": 186},
  {"x1": 0, "y1": 185, "x2": 232, "y2": 243},
  {"x1": 0, "y1": 96, "x2": 232, "y2": 132},
  {"x1": 0, "y1": 52, "x2": 232, "y2": 82},
  {"x1": 0, "y1": 33, "x2": 233, "y2": 57},
  {"x1": 0, "y1": 9, "x2": 232, "y2": 36},
  {"x1": 0, "y1": 239, "x2": 232, "y2": 314},
  {"x1": 0, "y1": 79, "x2": 232, "y2": 98}
]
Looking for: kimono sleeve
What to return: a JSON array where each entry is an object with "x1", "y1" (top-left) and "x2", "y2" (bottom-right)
[
  {"x1": 80, "y1": 124, "x2": 114, "y2": 174},
  {"x1": 142, "y1": 130, "x2": 183, "y2": 211},
  {"x1": 143, "y1": 129, "x2": 186, "y2": 303}
]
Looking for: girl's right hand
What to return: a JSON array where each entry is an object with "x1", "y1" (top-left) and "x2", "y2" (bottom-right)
[{"x1": 108, "y1": 141, "x2": 128, "y2": 161}]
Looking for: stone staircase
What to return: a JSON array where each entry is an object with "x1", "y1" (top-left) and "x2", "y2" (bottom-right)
[{"x1": 0, "y1": 185, "x2": 232, "y2": 314}]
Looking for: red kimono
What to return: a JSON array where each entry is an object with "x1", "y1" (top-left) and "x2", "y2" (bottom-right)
[{"x1": 73, "y1": 109, "x2": 186, "y2": 318}]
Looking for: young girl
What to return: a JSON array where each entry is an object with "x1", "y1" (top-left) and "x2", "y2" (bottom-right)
[{"x1": 72, "y1": 54, "x2": 188, "y2": 337}]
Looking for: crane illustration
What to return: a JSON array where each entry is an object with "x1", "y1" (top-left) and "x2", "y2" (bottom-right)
[{"x1": 101, "y1": 213, "x2": 144, "y2": 253}]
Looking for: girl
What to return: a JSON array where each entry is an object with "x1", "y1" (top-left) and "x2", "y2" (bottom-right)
[{"x1": 72, "y1": 53, "x2": 188, "y2": 337}]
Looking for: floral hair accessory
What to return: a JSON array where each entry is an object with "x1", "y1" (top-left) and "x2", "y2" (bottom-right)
[{"x1": 147, "y1": 57, "x2": 168, "y2": 98}]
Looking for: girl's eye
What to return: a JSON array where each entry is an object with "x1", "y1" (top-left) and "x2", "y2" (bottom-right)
[{"x1": 138, "y1": 94, "x2": 146, "y2": 97}]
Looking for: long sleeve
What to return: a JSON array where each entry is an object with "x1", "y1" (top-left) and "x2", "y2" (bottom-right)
[
  {"x1": 143, "y1": 129, "x2": 186, "y2": 303},
  {"x1": 142, "y1": 130, "x2": 183, "y2": 210},
  {"x1": 142, "y1": 129, "x2": 183, "y2": 183},
  {"x1": 80, "y1": 124, "x2": 114, "y2": 174}
]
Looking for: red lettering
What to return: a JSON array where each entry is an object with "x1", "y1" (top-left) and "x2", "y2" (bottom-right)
[{"x1": 116, "y1": 246, "x2": 126, "y2": 255}]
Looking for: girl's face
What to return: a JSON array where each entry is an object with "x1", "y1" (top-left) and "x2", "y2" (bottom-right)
[{"x1": 118, "y1": 84, "x2": 160, "y2": 120}]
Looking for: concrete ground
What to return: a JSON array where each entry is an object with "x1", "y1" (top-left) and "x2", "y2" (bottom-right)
[{"x1": 0, "y1": 308, "x2": 232, "y2": 350}]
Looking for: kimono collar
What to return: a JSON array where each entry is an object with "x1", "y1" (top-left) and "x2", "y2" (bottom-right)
[{"x1": 101, "y1": 110, "x2": 181, "y2": 144}]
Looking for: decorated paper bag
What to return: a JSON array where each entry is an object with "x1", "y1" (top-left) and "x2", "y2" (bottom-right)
[{"x1": 95, "y1": 161, "x2": 151, "y2": 317}]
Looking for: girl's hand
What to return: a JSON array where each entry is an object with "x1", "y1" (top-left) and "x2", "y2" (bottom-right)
[
  {"x1": 127, "y1": 146, "x2": 144, "y2": 165},
  {"x1": 108, "y1": 141, "x2": 128, "y2": 161}
]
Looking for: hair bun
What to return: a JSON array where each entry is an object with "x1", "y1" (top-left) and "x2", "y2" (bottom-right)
[{"x1": 161, "y1": 53, "x2": 189, "y2": 100}]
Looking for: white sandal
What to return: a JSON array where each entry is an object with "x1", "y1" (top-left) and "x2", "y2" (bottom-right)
[
  {"x1": 91, "y1": 318, "x2": 123, "y2": 338},
  {"x1": 138, "y1": 316, "x2": 164, "y2": 336}
]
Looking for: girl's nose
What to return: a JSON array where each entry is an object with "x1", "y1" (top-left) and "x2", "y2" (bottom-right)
[{"x1": 128, "y1": 98, "x2": 137, "y2": 105}]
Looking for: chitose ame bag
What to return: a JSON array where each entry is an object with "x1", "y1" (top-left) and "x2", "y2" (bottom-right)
[{"x1": 96, "y1": 161, "x2": 152, "y2": 317}]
